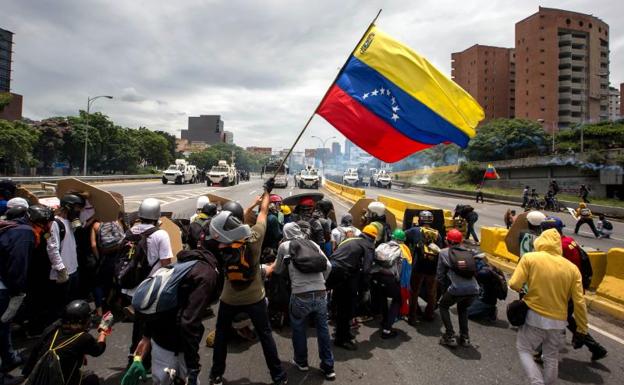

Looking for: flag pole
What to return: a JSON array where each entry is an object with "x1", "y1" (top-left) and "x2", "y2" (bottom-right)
[{"x1": 271, "y1": 9, "x2": 383, "y2": 179}]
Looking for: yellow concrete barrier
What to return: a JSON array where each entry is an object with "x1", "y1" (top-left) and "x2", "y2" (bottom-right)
[
  {"x1": 595, "y1": 248, "x2": 624, "y2": 306},
  {"x1": 587, "y1": 251, "x2": 607, "y2": 291},
  {"x1": 394, "y1": 165, "x2": 459, "y2": 178},
  {"x1": 480, "y1": 227, "x2": 519, "y2": 264},
  {"x1": 377, "y1": 195, "x2": 454, "y2": 229},
  {"x1": 324, "y1": 180, "x2": 365, "y2": 203}
]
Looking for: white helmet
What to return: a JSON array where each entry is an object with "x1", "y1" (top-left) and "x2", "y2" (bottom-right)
[
  {"x1": 7, "y1": 197, "x2": 29, "y2": 209},
  {"x1": 527, "y1": 211, "x2": 546, "y2": 226},
  {"x1": 367, "y1": 201, "x2": 386, "y2": 217},
  {"x1": 139, "y1": 198, "x2": 161, "y2": 221},
  {"x1": 196, "y1": 196, "x2": 210, "y2": 210}
]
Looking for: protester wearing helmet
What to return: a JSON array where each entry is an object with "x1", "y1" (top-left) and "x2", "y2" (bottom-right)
[
  {"x1": 208, "y1": 177, "x2": 288, "y2": 385},
  {"x1": 262, "y1": 194, "x2": 284, "y2": 254},
  {"x1": 325, "y1": 224, "x2": 376, "y2": 351},
  {"x1": 519, "y1": 211, "x2": 546, "y2": 257},
  {"x1": 269, "y1": 194, "x2": 284, "y2": 225},
  {"x1": 540, "y1": 217, "x2": 607, "y2": 361},
  {"x1": 23, "y1": 300, "x2": 112, "y2": 385},
  {"x1": 370, "y1": 228, "x2": 411, "y2": 339},
  {"x1": 408, "y1": 210, "x2": 443, "y2": 324},
  {"x1": 4, "y1": 197, "x2": 29, "y2": 220},
  {"x1": 316, "y1": 200, "x2": 336, "y2": 256},
  {"x1": 437, "y1": 229, "x2": 480, "y2": 348},
  {"x1": 188, "y1": 202, "x2": 218, "y2": 250},
  {"x1": 191, "y1": 196, "x2": 210, "y2": 222},
  {"x1": 292, "y1": 197, "x2": 325, "y2": 248},
  {"x1": 331, "y1": 214, "x2": 361, "y2": 251},
  {"x1": 365, "y1": 202, "x2": 391, "y2": 245},
  {"x1": 574, "y1": 203, "x2": 599, "y2": 238}
]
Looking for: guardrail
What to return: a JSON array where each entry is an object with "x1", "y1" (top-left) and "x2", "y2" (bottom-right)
[
  {"x1": 323, "y1": 180, "x2": 366, "y2": 203},
  {"x1": 4, "y1": 175, "x2": 161, "y2": 184}
]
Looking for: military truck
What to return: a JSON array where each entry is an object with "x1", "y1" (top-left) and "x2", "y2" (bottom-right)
[
  {"x1": 207, "y1": 160, "x2": 238, "y2": 186},
  {"x1": 162, "y1": 159, "x2": 198, "y2": 184}
]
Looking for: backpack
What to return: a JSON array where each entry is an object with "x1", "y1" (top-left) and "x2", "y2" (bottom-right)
[
  {"x1": 602, "y1": 220, "x2": 613, "y2": 231},
  {"x1": 220, "y1": 242, "x2": 256, "y2": 289},
  {"x1": 288, "y1": 238, "x2": 327, "y2": 273},
  {"x1": 577, "y1": 246, "x2": 593, "y2": 290},
  {"x1": 580, "y1": 208, "x2": 591, "y2": 217},
  {"x1": 97, "y1": 221, "x2": 124, "y2": 251},
  {"x1": 374, "y1": 242, "x2": 401, "y2": 268},
  {"x1": 188, "y1": 218, "x2": 211, "y2": 250},
  {"x1": 485, "y1": 264, "x2": 508, "y2": 300},
  {"x1": 53, "y1": 219, "x2": 66, "y2": 243},
  {"x1": 448, "y1": 247, "x2": 477, "y2": 278},
  {"x1": 24, "y1": 329, "x2": 83, "y2": 385},
  {"x1": 132, "y1": 260, "x2": 199, "y2": 317},
  {"x1": 336, "y1": 226, "x2": 355, "y2": 244},
  {"x1": 115, "y1": 226, "x2": 161, "y2": 289}
]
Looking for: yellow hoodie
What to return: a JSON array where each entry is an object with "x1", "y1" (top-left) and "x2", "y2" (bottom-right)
[{"x1": 509, "y1": 229, "x2": 588, "y2": 334}]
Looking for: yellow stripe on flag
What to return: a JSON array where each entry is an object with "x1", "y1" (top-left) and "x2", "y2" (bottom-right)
[{"x1": 354, "y1": 26, "x2": 484, "y2": 137}]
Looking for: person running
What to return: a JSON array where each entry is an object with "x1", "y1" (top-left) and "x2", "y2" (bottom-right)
[
  {"x1": 267, "y1": 222, "x2": 335, "y2": 381},
  {"x1": 504, "y1": 209, "x2": 516, "y2": 230},
  {"x1": 208, "y1": 178, "x2": 288, "y2": 385},
  {"x1": 578, "y1": 184, "x2": 590, "y2": 203},
  {"x1": 521, "y1": 186, "x2": 530, "y2": 208},
  {"x1": 475, "y1": 184, "x2": 484, "y2": 203},
  {"x1": 596, "y1": 214, "x2": 613, "y2": 239},
  {"x1": 574, "y1": 203, "x2": 599, "y2": 238},
  {"x1": 453, "y1": 205, "x2": 479, "y2": 244},
  {"x1": 437, "y1": 229, "x2": 480, "y2": 348},
  {"x1": 509, "y1": 228, "x2": 589, "y2": 385},
  {"x1": 371, "y1": 229, "x2": 407, "y2": 339},
  {"x1": 326, "y1": 225, "x2": 376, "y2": 351}
]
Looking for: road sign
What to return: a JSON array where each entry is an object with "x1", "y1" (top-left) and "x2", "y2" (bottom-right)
[{"x1": 53, "y1": 162, "x2": 69, "y2": 169}]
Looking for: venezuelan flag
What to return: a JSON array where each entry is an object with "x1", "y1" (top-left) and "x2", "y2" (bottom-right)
[
  {"x1": 317, "y1": 26, "x2": 484, "y2": 162},
  {"x1": 484, "y1": 164, "x2": 499, "y2": 179}
]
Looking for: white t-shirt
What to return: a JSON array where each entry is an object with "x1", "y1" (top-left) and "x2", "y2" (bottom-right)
[
  {"x1": 123, "y1": 223, "x2": 173, "y2": 296},
  {"x1": 526, "y1": 309, "x2": 566, "y2": 330},
  {"x1": 331, "y1": 226, "x2": 361, "y2": 246},
  {"x1": 48, "y1": 217, "x2": 78, "y2": 279}
]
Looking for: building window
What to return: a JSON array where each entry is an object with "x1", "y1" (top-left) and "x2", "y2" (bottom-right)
[
  {"x1": 579, "y1": 21, "x2": 584, "y2": 27},
  {"x1": 540, "y1": 61, "x2": 545, "y2": 64},
  {"x1": 599, "y1": 27, "x2": 602, "y2": 32},
  {"x1": 566, "y1": 18, "x2": 571, "y2": 25},
  {"x1": 540, "y1": 37, "x2": 545, "y2": 41},
  {"x1": 589, "y1": 23, "x2": 593, "y2": 28},
  {"x1": 540, "y1": 49, "x2": 545, "y2": 53},
  {"x1": 526, "y1": 91, "x2": 529, "y2": 96}
]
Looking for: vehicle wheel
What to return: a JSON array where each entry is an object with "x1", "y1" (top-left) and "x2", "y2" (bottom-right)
[
  {"x1": 162, "y1": 178, "x2": 168, "y2": 184},
  {"x1": 388, "y1": 183, "x2": 392, "y2": 189},
  {"x1": 206, "y1": 181, "x2": 212, "y2": 187},
  {"x1": 175, "y1": 176, "x2": 182, "y2": 185}
]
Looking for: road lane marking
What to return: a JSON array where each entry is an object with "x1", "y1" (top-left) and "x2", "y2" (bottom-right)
[
  {"x1": 588, "y1": 324, "x2": 624, "y2": 345},
  {"x1": 248, "y1": 189, "x2": 257, "y2": 195}
]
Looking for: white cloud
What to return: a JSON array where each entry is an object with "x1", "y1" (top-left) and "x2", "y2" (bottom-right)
[{"x1": 3, "y1": 0, "x2": 623, "y2": 152}]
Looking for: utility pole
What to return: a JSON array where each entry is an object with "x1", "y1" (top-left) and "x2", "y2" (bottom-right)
[{"x1": 83, "y1": 95, "x2": 113, "y2": 175}]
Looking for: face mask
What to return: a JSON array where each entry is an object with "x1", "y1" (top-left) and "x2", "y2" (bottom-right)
[{"x1": 80, "y1": 201, "x2": 95, "y2": 225}]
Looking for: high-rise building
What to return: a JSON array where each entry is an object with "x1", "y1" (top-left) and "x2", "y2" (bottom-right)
[
  {"x1": 515, "y1": 7, "x2": 609, "y2": 132},
  {"x1": 344, "y1": 139, "x2": 353, "y2": 158},
  {"x1": 181, "y1": 115, "x2": 225, "y2": 145},
  {"x1": 451, "y1": 45, "x2": 516, "y2": 120},
  {"x1": 620, "y1": 83, "x2": 624, "y2": 118},
  {"x1": 331, "y1": 141, "x2": 341, "y2": 157},
  {"x1": 0, "y1": 28, "x2": 12, "y2": 92},
  {"x1": 608, "y1": 86, "x2": 620, "y2": 121},
  {"x1": 223, "y1": 130, "x2": 234, "y2": 144},
  {"x1": 246, "y1": 147, "x2": 272, "y2": 156}
]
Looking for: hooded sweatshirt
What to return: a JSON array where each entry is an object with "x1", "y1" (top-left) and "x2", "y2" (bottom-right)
[
  {"x1": 273, "y1": 222, "x2": 331, "y2": 294},
  {"x1": 509, "y1": 229, "x2": 588, "y2": 334}
]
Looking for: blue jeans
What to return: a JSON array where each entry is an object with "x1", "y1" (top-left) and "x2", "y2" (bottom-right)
[
  {"x1": 289, "y1": 292, "x2": 334, "y2": 371},
  {"x1": 0, "y1": 289, "x2": 17, "y2": 368},
  {"x1": 467, "y1": 297, "x2": 497, "y2": 320}
]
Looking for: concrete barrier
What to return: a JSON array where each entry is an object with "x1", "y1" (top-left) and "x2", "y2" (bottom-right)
[
  {"x1": 587, "y1": 251, "x2": 607, "y2": 291},
  {"x1": 479, "y1": 227, "x2": 519, "y2": 264},
  {"x1": 377, "y1": 195, "x2": 455, "y2": 229},
  {"x1": 596, "y1": 248, "x2": 624, "y2": 306},
  {"x1": 323, "y1": 180, "x2": 366, "y2": 203}
]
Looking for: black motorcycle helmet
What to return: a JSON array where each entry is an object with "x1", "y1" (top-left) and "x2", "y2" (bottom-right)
[
  {"x1": 63, "y1": 300, "x2": 91, "y2": 325},
  {"x1": 5, "y1": 207, "x2": 27, "y2": 220},
  {"x1": 222, "y1": 201, "x2": 244, "y2": 222},
  {"x1": 316, "y1": 199, "x2": 333, "y2": 216},
  {"x1": 27, "y1": 204, "x2": 54, "y2": 225},
  {"x1": 60, "y1": 194, "x2": 86, "y2": 211},
  {"x1": 201, "y1": 203, "x2": 218, "y2": 217}
]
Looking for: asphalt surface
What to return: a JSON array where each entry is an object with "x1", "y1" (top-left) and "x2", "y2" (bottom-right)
[{"x1": 19, "y1": 177, "x2": 623, "y2": 384}]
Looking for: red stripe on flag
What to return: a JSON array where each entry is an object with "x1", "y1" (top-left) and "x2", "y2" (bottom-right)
[{"x1": 317, "y1": 85, "x2": 432, "y2": 162}]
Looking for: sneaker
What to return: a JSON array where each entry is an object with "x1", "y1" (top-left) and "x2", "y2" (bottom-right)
[
  {"x1": 439, "y1": 334, "x2": 458, "y2": 348},
  {"x1": 459, "y1": 335, "x2": 472, "y2": 347},
  {"x1": 292, "y1": 360, "x2": 309, "y2": 372},
  {"x1": 334, "y1": 340, "x2": 357, "y2": 351},
  {"x1": 381, "y1": 329, "x2": 398, "y2": 339},
  {"x1": 209, "y1": 376, "x2": 223, "y2": 385},
  {"x1": 591, "y1": 348, "x2": 608, "y2": 362},
  {"x1": 323, "y1": 369, "x2": 336, "y2": 381}
]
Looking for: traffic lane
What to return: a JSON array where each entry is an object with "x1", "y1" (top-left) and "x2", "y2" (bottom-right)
[
  {"x1": 92, "y1": 293, "x2": 623, "y2": 384},
  {"x1": 363, "y1": 186, "x2": 622, "y2": 251}
]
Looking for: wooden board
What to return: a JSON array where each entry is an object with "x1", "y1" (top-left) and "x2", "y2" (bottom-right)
[
  {"x1": 567, "y1": 207, "x2": 579, "y2": 221},
  {"x1": 15, "y1": 187, "x2": 39, "y2": 205},
  {"x1": 160, "y1": 216, "x2": 183, "y2": 261},
  {"x1": 56, "y1": 178, "x2": 122, "y2": 222},
  {"x1": 349, "y1": 198, "x2": 397, "y2": 231},
  {"x1": 505, "y1": 211, "x2": 529, "y2": 257}
]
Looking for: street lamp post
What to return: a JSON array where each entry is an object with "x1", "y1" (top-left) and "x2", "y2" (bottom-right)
[
  {"x1": 83, "y1": 95, "x2": 113, "y2": 176},
  {"x1": 311, "y1": 135, "x2": 336, "y2": 178}
]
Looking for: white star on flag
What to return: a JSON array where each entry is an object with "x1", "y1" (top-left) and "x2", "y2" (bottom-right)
[
  {"x1": 363, "y1": 93, "x2": 369, "y2": 99},
  {"x1": 386, "y1": 90, "x2": 391, "y2": 96},
  {"x1": 391, "y1": 97, "x2": 396, "y2": 104},
  {"x1": 392, "y1": 105, "x2": 400, "y2": 112},
  {"x1": 380, "y1": 87, "x2": 385, "y2": 94},
  {"x1": 391, "y1": 113, "x2": 399, "y2": 121},
  {"x1": 372, "y1": 89, "x2": 379, "y2": 96}
]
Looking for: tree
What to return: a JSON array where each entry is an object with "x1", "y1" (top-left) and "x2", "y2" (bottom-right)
[
  {"x1": 155, "y1": 130, "x2": 181, "y2": 160},
  {"x1": 466, "y1": 119, "x2": 547, "y2": 161},
  {"x1": 0, "y1": 119, "x2": 40, "y2": 174},
  {"x1": 132, "y1": 128, "x2": 172, "y2": 169},
  {"x1": 555, "y1": 121, "x2": 624, "y2": 152},
  {"x1": 32, "y1": 118, "x2": 70, "y2": 174},
  {"x1": 0, "y1": 93, "x2": 12, "y2": 111}
]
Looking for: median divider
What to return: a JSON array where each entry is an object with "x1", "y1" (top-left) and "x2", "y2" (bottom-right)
[
  {"x1": 377, "y1": 195, "x2": 455, "y2": 229},
  {"x1": 323, "y1": 180, "x2": 366, "y2": 204}
]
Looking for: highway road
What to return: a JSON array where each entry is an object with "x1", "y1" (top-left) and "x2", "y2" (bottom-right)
[{"x1": 71, "y1": 177, "x2": 624, "y2": 384}]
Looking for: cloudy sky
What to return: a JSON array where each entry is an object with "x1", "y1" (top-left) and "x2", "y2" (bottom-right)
[{"x1": 4, "y1": 0, "x2": 623, "y2": 152}]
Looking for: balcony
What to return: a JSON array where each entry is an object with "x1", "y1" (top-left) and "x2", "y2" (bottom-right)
[
  {"x1": 559, "y1": 45, "x2": 572, "y2": 55},
  {"x1": 559, "y1": 80, "x2": 572, "y2": 88},
  {"x1": 559, "y1": 68, "x2": 572, "y2": 77}
]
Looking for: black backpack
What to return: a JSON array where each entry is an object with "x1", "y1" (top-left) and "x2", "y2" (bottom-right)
[
  {"x1": 24, "y1": 329, "x2": 83, "y2": 385},
  {"x1": 448, "y1": 247, "x2": 477, "y2": 278},
  {"x1": 577, "y1": 246, "x2": 593, "y2": 290},
  {"x1": 115, "y1": 227, "x2": 160, "y2": 289},
  {"x1": 288, "y1": 238, "x2": 327, "y2": 274},
  {"x1": 602, "y1": 220, "x2": 613, "y2": 231},
  {"x1": 188, "y1": 218, "x2": 211, "y2": 250},
  {"x1": 485, "y1": 264, "x2": 508, "y2": 300}
]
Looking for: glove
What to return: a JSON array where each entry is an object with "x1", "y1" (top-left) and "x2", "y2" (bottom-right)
[
  {"x1": 186, "y1": 368, "x2": 200, "y2": 385},
  {"x1": 56, "y1": 268, "x2": 69, "y2": 284},
  {"x1": 263, "y1": 177, "x2": 275, "y2": 194},
  {"x1": 98, "y1": 311, "x2": 114, "y2": 335},
  {"x1": 572, "y1": 332, "x2": 586, "y2": 349},
  {"x1": 121, "y1": 358, "x2": 147, "y2": 385},
  {"x1": 1, "y1": 293, "x2": 26, "y2": 323}
]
